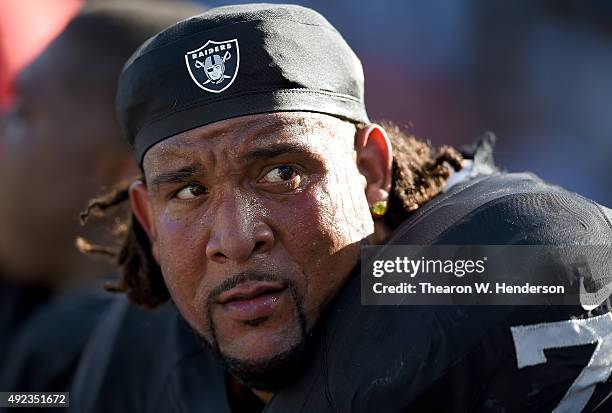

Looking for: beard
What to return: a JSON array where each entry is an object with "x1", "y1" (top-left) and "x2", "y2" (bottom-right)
[{"x1": 196, "y1": 272, "x2": 317, "y2": 392}]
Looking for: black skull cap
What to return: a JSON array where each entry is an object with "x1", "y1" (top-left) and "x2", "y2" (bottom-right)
[{"x1": 116, "y1": 3, "x2": 370, "y2": 164}]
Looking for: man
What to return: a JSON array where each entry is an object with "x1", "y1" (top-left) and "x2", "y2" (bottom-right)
[
  {"x1": 76, "y1": 4, "x2": 612, "y2": 412},
  {"x1": 0, "y1": 0, "x2": 204, "y2": 394}
]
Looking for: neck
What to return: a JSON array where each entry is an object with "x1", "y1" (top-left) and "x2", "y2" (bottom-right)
[
  {"x1": 251, "y1": 389, "x2": 274, "y2": 404},
  {"x1": 226, "y1": 374, "x2": 272, "y2": 411},
  {"x1": 371, "y1": 219, "x2": 392, "y2": 244}
]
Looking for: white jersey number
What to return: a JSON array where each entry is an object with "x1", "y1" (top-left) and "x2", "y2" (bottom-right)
[{"x1": 511, "y1": 313, "x2": 612, "y2": 413}]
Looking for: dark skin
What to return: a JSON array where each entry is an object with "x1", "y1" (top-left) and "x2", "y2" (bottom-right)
[
  {"x1": 0, "y1": 33, "x2": 135, "y2": 286},
  {"x1": 130, "y1": 112, "x2": 393, "y2": 403}
]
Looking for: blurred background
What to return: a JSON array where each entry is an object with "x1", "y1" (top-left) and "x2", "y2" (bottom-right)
[{"x1": 1, "y1": 0, "x2": 610, "y2": 205}]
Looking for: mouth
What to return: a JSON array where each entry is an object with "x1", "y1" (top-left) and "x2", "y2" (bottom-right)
[{"x1": 216, "y1": 281, "x2": 287, "y2": 322}]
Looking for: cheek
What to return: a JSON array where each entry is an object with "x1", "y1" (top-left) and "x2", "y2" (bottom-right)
[
  {"x1": 304, "y1": 165, "x2": 373, "y2": 255},
  {"x1": 154, "y1": 211, "x2": 208, "y2": 328},
  {"x1": 276, "y1": 171, "x2": 373, "y2": 317}
]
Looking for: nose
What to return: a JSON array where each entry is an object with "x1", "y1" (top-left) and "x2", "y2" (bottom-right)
[{"x1": 206, "y1": 190, "x2": 274, "y2": 264}]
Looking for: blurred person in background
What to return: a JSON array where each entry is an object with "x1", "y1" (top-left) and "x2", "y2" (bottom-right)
[
  {"x1": 0, "y1": 0, "x2": 81, "y2": 364},
  {"x1": 0, "y1": 0, "x2": 204, "y2": 394}
]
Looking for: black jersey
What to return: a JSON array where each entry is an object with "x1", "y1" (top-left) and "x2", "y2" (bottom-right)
[{"x1": 265, "y1": 172, "x2": 612, "y2": 413}]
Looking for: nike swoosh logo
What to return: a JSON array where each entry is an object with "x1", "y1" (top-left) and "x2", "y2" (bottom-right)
[{"x1": 580, "y1": 277, "x2": 612, "y2": 311}]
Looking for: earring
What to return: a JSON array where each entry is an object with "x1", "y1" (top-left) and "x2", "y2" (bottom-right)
[{"x1": 371, "y1": 200, "x2": 388, "y2": 218}]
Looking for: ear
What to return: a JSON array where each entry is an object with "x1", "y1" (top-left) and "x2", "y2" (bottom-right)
[
  {"x1": 129, "y1": 180, "x2": 160, "y2": 264},
  {"x1": 355, "y1": 123, "x2": 393, "y2": 208}
]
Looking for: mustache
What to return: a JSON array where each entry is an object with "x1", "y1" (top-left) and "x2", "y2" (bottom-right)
[{"x1": 207, "y1": 271, "x2": 288, "y2": 303}]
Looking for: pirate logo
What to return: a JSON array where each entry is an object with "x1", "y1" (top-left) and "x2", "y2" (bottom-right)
[{"x1": 185, "y1": 39, "x2": 239, "y2": 93}]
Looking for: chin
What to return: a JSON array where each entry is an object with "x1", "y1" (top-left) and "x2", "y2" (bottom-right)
[
  {"x1": 215, "y1": 325, "x2": 316, "y2": 392},
  {"x1": 217, "y1": 316, "x2": 304, "y2": 362},
  {"x1": 197, "y1": 304, "x2": 314, "y2": 391}
]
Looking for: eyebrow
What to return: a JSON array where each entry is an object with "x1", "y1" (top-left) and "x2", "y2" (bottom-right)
[
  {"x1": 149, "y1": 164, "x2": 204, "y2": 188},
  {"x1": 148, "y1": 142, "x2": 314, "y2": 188},
  {"x1": 241, "y1": 142, "x2": 313, "y2": 163}
]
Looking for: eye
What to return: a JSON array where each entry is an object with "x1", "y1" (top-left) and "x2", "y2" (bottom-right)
[
  {"x1": 261, "y1": 165, "x2": 300, "y2": 184},
  {"x1": 174, "y1": 184, "x2": 208, "y2": 200}
]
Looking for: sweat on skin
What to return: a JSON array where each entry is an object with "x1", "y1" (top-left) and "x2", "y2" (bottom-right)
[{"x1": 128, "y1": 112, "x2": 393, "y2": 397}]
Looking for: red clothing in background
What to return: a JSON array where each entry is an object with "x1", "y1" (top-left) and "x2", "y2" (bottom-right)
[{"x1": 0, "y1": 0, "x2": 82, "y2": 110}]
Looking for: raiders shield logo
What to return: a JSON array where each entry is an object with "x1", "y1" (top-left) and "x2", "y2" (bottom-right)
[{"x1": 185, "y1": 39, "x2": 240, "y2": 93}]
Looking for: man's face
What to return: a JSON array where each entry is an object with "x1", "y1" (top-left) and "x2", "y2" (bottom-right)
[
  {"x1": 137, "y1": 113, "x2": 375, "y2": 386},
  {"x1": 0, "y1": 42, "x2": 83, "y2": 279},
  {"x1": 0, "y1": 36, "x2": 120, "y2": 281}
]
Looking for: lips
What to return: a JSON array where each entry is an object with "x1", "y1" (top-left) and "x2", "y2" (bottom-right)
[{"x1": 216, "y1": 281, "x2": 287, "y2": 322}]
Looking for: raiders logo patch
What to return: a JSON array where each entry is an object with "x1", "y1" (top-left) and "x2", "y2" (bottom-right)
[{"x1": 185, "y1": 39, "x2": 240, "y2": 93}]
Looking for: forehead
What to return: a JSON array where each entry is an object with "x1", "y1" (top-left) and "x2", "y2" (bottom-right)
[{"x1": 142, "y1": 112, "x2": 355, "y2": 170}]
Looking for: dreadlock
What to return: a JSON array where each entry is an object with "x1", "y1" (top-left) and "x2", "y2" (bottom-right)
[
  {"x1": 79, "y1": 183, "x2": 169, "y2": 308},
  {"x1": 79, "y1": 125, "x2": 463, "y2": 308},
  {"x1": 382, "y1": 123, "x2": 463, "y2": 228}
]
